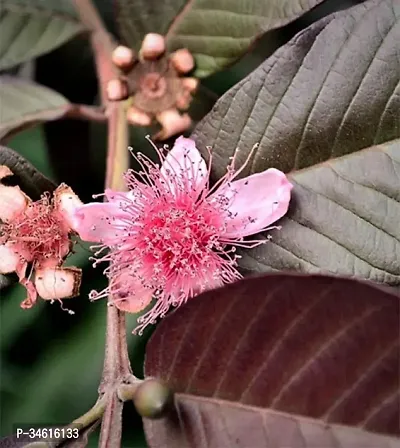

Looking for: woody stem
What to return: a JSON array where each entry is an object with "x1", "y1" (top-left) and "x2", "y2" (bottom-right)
[{"x1": 72, "y1": 1, "x2": 132, "y2": 447}]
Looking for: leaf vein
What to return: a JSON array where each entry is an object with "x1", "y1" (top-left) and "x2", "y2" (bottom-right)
[
  {"x1": 270, "y1": 305, "x2": 382, "y2": 408},
  {"x1": 239, "y1": 286, "x2": 332, "y2": 402}
]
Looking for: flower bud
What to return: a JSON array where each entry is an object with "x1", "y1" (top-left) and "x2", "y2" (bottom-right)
[{"x1": 133, "y1": 378, "x2": 173, "y2": 419}]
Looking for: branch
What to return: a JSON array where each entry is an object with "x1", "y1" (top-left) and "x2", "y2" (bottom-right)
[
  {"x1": 72, "y1": 0, "x2": 119, "y2": 104},
  {"x1": 97, "y1": 104, "x2": 130, "y2": 448},
  {"x1": 24, "y1": 396, "x2": 107, "y2": 448},
  {"x1": 64, "y1": 104, "x2": 107, "y2": 122},
  {"x1": 72, "y1": 1, "x2": 132, "y2": 447}
]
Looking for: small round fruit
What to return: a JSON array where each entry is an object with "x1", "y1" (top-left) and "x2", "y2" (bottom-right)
[{"x1": 133, "y1": 378, "x2": 173, "y2": 419}]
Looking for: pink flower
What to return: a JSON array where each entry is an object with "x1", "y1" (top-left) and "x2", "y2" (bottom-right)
[
  {"x1": 0, "y1": 166, "x2": 83, "y2": 310},
  {"x1": 73, "y1": 137, "x2": 293, "y2": 333}
]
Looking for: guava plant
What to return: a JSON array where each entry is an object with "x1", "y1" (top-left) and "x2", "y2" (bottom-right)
[{"x1": 0, "y1": 0, "x2": 399, "y2": 447}]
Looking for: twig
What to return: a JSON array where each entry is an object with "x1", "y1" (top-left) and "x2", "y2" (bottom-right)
[
  {"x1": 72, "y1": 1, "x2": 132, "y2": 447},
  {"x1": 72, "y1": 0, "x2": 119, "y2": 104},
  {"x1": 24, "y1": 396, "x2": 108, "y2": 448},
  {"x1": 64, "y1": 104, "x2": 107, "y2": 122}
]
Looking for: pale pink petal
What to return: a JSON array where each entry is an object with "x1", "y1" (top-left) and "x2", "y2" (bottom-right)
[
  {"x1": 20, "y1": 279, "x2": 38, "y2": 309},
  {"x1": 73, "y1": 200, "x2": 133, "y2": 244},
  {"x1": 154, "y1": 109, "x2": 191, "y2": 140},
  {"x1": 211, "y1": 168, "x2": 293, "y2": 238},
  {"x1": 54, "y1": 184, "x2": 84, "y2": 232},
  {"x1": 34, "y1": 267, "x2": 82, "y2": 300},
  {"x1": 160, "y1": 136, "x2": 208, "y2": 199},
  {"x1": 113, "y1": 289, "x2": 153, "y2": 313},
  {"x1": 110, "y1": 271, "x2": 154, "y2": 313},
  {"x1": 104, "y1": 188, "x2": 142, "y2": 205},
  {"x1": 0, "y1": 185, "x2": 29, "y2": 222},
  {"x1": 0, "y1": 243, "x2": 19, "y2": 274},
  {"x1": 16, "y1": 262, "x2": 37, "y2": 309},
  {"x1": 0, "y1": 166, "x2": 13, "y2": 179}
]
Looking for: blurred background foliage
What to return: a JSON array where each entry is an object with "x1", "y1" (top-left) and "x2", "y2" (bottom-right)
[{"x1": 0, "y1": 0, "x2": 364, "y2": 446}]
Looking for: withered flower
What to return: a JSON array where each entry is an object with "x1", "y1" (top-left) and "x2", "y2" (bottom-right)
[
  {"x1": 107, "y1": 33, "x2": 198, "y2": 140},
  {"x1": 0, "y1": 166, "x2": 83, "y2": 309}
]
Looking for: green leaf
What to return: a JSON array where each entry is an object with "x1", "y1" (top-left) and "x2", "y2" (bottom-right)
[
  {"x1": 0, "y1": 76, "x2": 71, "y2": 141},
  {"x1": 189, "y1": 0, "x2": 400, "y2": 287},
  {"x1": 0, "y1": 144, "x2": 56, "y2": 199},
  {"x1": 0, "y1": 0, "x2": 84, "y2": 70},
  {"x1": 115, "y1": 0, "x2": 325, "y2": 77},
  {"x1": 115, "y1": 0, "x2": 187, "y2": 52},
  {"x1": 193, "y1": 0, "x2": 400, "y2": 176},
  {"x1": 144, "y1": 274, "x2": 400, "y2": 447},
  {"x1": 240, "y1": 140, "x2": 400, "y2": 286}
]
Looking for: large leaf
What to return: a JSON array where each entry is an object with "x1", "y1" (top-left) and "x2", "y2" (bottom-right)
[
  {"x1": 0, "y1": 0, "x2": 84, "y2": 70},
  {"x1": 238, "y1": 140, "x2": 400, "y2": 286},
  {"x1": 116, "y1": 0, "x2": 325, "y2": 78},
  {"x1": 144, "y1": 274, "x2": 400, "y2": 447},
  {"x1": 193, "y1": 0, "x2": 400, "y2": 176},
  {"x1": 190, "y1": 0, "x2": 400, "y2": 286},
  {"x1": 0, "y1": 77, "x2": 71, "y2": 141}
]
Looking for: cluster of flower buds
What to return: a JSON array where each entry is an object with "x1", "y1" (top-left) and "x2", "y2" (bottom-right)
[{"x1": 107, "y1": 33, "x2": 199, "y2": 140}]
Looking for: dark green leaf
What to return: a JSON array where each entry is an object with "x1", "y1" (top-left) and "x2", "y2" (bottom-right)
[
  {"x1": 116, "y1": 0, "x2": 325, "y2": 77},
  {"x1": 144, "y1": 273, "x2": 400, "y2": 447},
  {"x1": 0, "y1": 144, "x2": 56, "y2": 198},
  {"x1": 0, "y1": 273, "x2": 17, "y2": 291},
  {"x1": 237, "y1": 140, "x2": 400, "y2": 286},
  {"x1": 190, "y1": 0, "x2": 400, "y2": 286},
  {"x1": 115, "y1": 0, "x2": 187, "y2": 52},
  {"x1": 0, "y1": 77, "x2": 70, "y2": 141},
  {"x1": 0, "y1": 0, "x2": 84, "y2": 70},
  {"x1": 193, "y1": 0, "x2": 400, "y2": 176}
]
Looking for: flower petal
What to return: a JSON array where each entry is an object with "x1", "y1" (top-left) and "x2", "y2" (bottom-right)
[
  {"x1": 0, "y1": 185, "x2": 29, "y2": 222},
  {"x1": 53, "y1": 184, "x2": 84, "y2": 232},
  {"x1": 110, "y1": 272, "x2": 154, "y2": 313},
  {"x1": 211, "y1": 168, "x2": 293, "y2": 238},
  {"x1": 34, "y1": 267, "x2": 82, "y2": 300},
  {"x1": 15, "y1": 262, "x2": 37, "y2": 309},
  {"x1": 73, "y1": 201, "x2": 129, "y2": 244},
  {"x1": 0, "y1": 243, "x2": 19, "y2": 274},
  {"x1": 20, "y1": 278, "x2": 38, "y2": 309},
  {"x1": 0, "y1": 165, "x2": 13, "y2": 179},
  {"x1": 154, "y1": 109, "x2": 191, "y2": 141},
  {"x1": 160, "y1": 136, "x2": 208, "y2": 200}
]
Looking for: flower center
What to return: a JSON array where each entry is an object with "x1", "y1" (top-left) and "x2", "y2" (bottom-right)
[
  {"x1": 140, "y1": 72, "x2": 167, "y2": 99},
  {"x1": 138, "y1": 201, "x2": 223, "y2": 279},
  {"x1": 1, "y1": 197, "x2": 71, "y2": 266}
]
